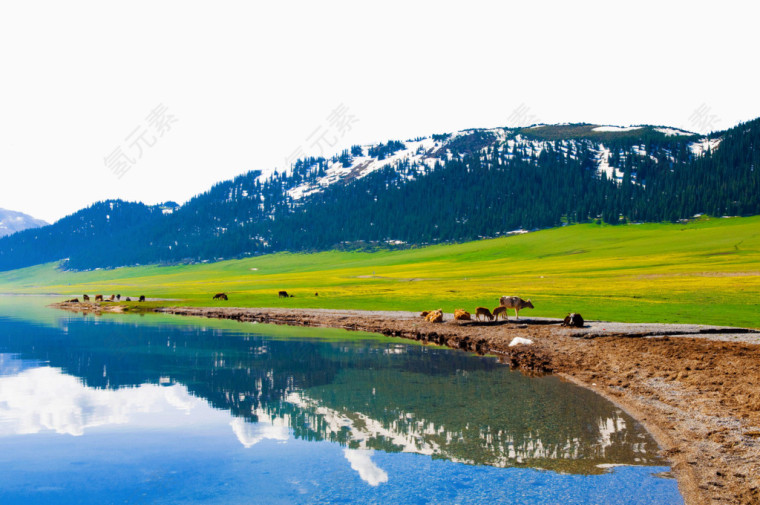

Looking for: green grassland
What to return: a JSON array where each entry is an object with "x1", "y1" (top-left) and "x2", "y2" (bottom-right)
[{"x1": 1, "y1": 216, "x2": 759, "y2": 328}]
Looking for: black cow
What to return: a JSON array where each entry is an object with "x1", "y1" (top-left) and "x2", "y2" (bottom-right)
[{"x1": 562, "y1": 313, "x2": 585, "y2": 328}]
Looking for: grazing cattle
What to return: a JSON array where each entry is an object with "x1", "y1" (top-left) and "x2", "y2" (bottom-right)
[
  {"x1": 562, "y1": 313, "x2": 585, "y2": 328},
  {"x1": 499, "y1": 296, "x2": 534, "y2": 319},
  {"x1": 314, "y1": 292, "x2": 319, "y2": 297},
  {"x1": 138, "y1": 295, "x2": 146, "y2": 302},
  {"x1": 213, "y1": 293, "x2": 228, "y2": 300},
  {"x1": 454, "y1": 309, "x2": 471, "y2": 321},
  {"x1": 278, "y1": 291, "x2": 289, "y2": 298},
  {"x1": 95, "y1": 294, "x2": 103, "y2": 302},
  {"x1": 116, "y1": 294, "x2": 121, "y2": 301},
  {"x1": 475, "y1": 307, "x2": 494, "y2": 321},
  {"x1": 425, "y1": 309, "x2": 444, "y2": 323},
  {"x1": 65, "y1": 298, "x2": 79, "y2": 303},
  {"x1": 83, "y1": 294, "x2": 90, "y2": 301},
  {"x1": 492, "y1": 306, "x2": 508, "y2": 321},
  {"x1": 125, "y1": 297, "x2": 131, "y2": 302},
  {"x1": 109, "y1": 295, "x2": 115, "y2": 302}
]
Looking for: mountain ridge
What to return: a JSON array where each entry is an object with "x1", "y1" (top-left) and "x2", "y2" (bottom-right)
[
  {"x1": 0, "y1": 208, "x2": 48, "y2": 238},
  {"x1": 0, "y1": 118, "x2": 757, "y2": 271}
]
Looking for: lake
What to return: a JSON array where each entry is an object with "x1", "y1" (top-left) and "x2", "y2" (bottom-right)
[{"x1": 0, "y1": 297, "x2": 683, "y2": 504}]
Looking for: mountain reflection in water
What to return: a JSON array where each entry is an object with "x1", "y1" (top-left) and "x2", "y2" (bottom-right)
[{"x1": 0, "y1": 307, "x2": 662, "y2": 477}]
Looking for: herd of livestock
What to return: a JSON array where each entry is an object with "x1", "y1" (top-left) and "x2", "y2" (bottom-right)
[
  {"x1": 422, "y1": 296, "x2": 535, "y2": 323},
  {"x1": 63, "y1": 292, "x2": 536, "y2": 321},
  {"x1": 64, "y1": 294, "x2": 146, "y2": 303},
  {"x1": 63, "y1": 291, "x2": 536, "y2": 321},
  {"x1": 61, "y1": 291, "x2": 583, "y2": 326}
]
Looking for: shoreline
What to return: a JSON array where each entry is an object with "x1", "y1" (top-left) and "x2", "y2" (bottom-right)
[{"x1": 53, "y1": 302, "x2": 760, "y2": 505}]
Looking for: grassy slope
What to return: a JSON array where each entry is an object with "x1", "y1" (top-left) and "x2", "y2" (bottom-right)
[{"x1": 1, "y1": 216, "x2": 758, "y2": 327}]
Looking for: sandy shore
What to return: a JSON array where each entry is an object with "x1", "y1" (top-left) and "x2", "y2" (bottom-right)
[{"x1": 54, "y1": 302, "x2": 760, "y2": 505}]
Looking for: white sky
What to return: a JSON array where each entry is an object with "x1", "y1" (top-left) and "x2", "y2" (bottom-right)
[{"x1": 1, "y1": 0, "x2": 758, "y2": 223}]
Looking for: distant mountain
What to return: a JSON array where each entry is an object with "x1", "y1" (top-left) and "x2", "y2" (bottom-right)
[
  {"x1": 0, "y1": 118, "x2": 758, "y2": 271},
  {"x1": 0, "y1": 201, "x2": 176, "y2": 271},
  {"x1": 0, "y1": 208, "x2": 48, "y2": 238}
]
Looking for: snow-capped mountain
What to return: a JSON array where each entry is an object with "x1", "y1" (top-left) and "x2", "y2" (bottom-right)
[
  {"x1": 0, "y1": 117, "x2": 757, "y2": 272},
  {"x1": 0, "y1": 208, "x2": 48, "y2": 238},
  {"x1": 273, "y1": 123, "x2": 706, "y2": 202}
]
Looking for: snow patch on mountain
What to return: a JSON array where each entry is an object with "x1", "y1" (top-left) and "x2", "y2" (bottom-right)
[
  {"x1": 287, "y1": 137, "x2": 442, "y2": 201},
  {"x1": 593, "y1": 126, "x2": 642, "y2": 132},
  {"x1": 596, "y1": 144, "x2": 625, "y2": 182},
  {"x1": 655, "y1": 127, "x2": 696, "y2": 137},
  {"x1": 689, "y1": 138, "x2": 723, "y2": 157}
]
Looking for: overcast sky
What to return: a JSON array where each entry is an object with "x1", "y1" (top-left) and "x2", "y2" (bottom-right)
[{"x1": 1, "y1": 0, "x2": 758, "y2": 223}]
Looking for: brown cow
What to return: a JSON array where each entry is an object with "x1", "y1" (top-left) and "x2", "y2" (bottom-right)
[
  {"x1": 492, "y1": 306, "x2": 508, "y2": 321},
  {"x1": 83, "y1": 294, "x2": 90, "y2": 301},
  {"x1": 213, "y1": 293, "x2": 228, "y2": 300},
  {"x1": 420, "y1": 311, "x2": 430, "y2": 318},
  {"x1": 454, "y1": 309, "x2": 471, "y2": 321},
  {"x1": 425, "y1": 309, "x2": 444, "y2": 323},
  {"x1": 95, "y1": 294, "x2": 103, "y2": 302},
  {"x1": 475, "y1": 307, "x2": 493, "y2": 321},
  {"x1": 109, "y1": 295, "x2": 115, "y2": 302},
  {"x1": 499, "y1": 296, "x2": 534, "y2": 319}
]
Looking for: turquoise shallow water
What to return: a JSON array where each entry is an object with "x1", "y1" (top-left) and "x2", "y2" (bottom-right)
[{"x1": 0, "y1": 297, "x2": 683, "y2": 504}]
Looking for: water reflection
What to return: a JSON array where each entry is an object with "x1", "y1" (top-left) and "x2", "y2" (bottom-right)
[
  {"x1": 230, "y1": 414, "x2": 289, "y2": 448},
  {"x1": 0, "y1": 305, "x2": 661, "y2": 476},
  {"x1": 0, "y1": 300, "x2": 684, "y2": 504},
  {"x1": 0, "y1": 361, "x2": 211, "y2": 436},
  {"x1": 344, "y1": 449, "x2": 388, "y2": 486}
]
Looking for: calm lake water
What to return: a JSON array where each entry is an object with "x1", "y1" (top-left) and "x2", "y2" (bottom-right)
[{"x1": 0, "y1": 297, "x2": 682, "y2": 504}]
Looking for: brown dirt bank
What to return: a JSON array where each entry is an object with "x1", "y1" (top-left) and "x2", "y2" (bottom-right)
[{"x1": 54, "y1": 302, "x2": 760, "y2": 505}]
